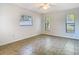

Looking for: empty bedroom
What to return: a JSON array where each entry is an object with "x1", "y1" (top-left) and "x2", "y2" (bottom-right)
[{"x1": 0, "y1": 3, "x2": 79, "y2": 55}]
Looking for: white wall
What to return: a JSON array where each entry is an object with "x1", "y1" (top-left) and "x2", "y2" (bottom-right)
[
  {"x1": 0, "y1": 4, "x2": 41, "y2": 46},
  {"x1": 43, "y1": 8, "x2": 79, "y2": 39}
]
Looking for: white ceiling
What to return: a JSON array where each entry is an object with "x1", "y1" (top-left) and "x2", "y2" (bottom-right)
[{"x1": 14, "y1": 3, "x2": 79, "y2": 14}]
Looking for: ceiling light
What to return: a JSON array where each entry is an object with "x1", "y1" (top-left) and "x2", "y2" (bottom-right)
[
  {"x1": 40, "y1": 3, "x2": 50, "y2": 10},
  {"x1": 42, "y1": 5, "x2": 49, "y2": 10}
]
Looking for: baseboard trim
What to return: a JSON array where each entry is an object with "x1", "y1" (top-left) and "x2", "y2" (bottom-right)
[
  {"x1": 0, "y1": 34, "x2": 41, "y2": 47},
  {"x1": 41, "y1": 34, "x2": 79, "y2": 40}
]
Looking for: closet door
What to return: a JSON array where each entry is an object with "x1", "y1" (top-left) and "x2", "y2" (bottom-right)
[{"x1": 44, "y1": 16, "x2": 51, "y2": 33}]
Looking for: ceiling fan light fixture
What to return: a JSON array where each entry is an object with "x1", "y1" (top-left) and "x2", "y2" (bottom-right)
[
  {"x1": 42, "y1": 5, "x2": 49, "y2": 10},
  {"x1": 40, "y1": 3, "x2": 50, "y2": 10}
]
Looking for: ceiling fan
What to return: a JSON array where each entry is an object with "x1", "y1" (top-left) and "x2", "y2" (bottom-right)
[{"x1": 39, "y1": 3, "x2": 56, "y2": 10}]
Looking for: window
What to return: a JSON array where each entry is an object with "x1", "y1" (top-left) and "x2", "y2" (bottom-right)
[
  {"x1": 66, "y1": 13, "x2": 76, "y2": 33},
  {"x1": 20, "y1": 15, "x2": 33, "y2": 26}
]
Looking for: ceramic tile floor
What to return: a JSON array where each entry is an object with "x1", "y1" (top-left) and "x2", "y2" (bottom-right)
[{"x1": 0, "y1": 34, "x2": 79, "y2": 55}]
